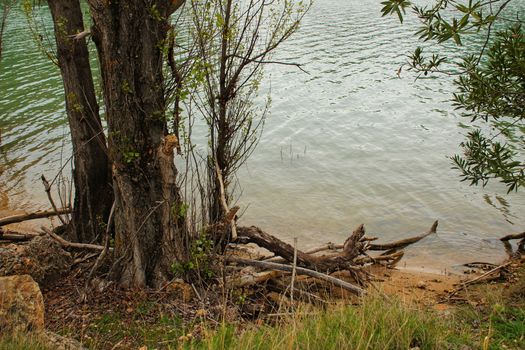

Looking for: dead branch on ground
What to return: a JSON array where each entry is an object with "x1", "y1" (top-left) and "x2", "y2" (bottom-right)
[
  {"x1": 0, "y1": 208, "x2": 71, "y2": 227},
  {"x1": 42, "y1": 227, "x2": 106, "y2": 251},
  {"x1": 227, "y1": 257, "x2": 366, "y2": 296},
  {"x1": 0, "y1": 227, "x2": 42, "y2": 242}
]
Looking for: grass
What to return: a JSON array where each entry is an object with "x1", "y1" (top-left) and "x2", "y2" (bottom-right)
[
  {"x1": 186, "y1": 295, "x2": 472, "y2": 350},
  {"x1": 3, "y1": 266, "x2": 524, "y2": 350},
  {"x1": 0, "y1": 333, "x2": 50, "y2": 350},
  {"x1": 452, "y1": 265, "x2": 525, "y2": 350},
  {"x1": 489, "y1": 304, "x2": 525, "y2": 349},
  {"x1": 81, "y1": 308, "x2": 186, "y2": 349}
]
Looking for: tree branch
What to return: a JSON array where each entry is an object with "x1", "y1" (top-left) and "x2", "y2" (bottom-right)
[
  {"x1": 0, "y1": 208, "x2": 71, "y2": 227},
  {"x1": 227, "y1": 257, "x2": 366, "y2": 296}
]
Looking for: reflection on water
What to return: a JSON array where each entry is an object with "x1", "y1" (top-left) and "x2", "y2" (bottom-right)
[{"x1": 0, "y1": 0, "x2": 523, "y2": 270}]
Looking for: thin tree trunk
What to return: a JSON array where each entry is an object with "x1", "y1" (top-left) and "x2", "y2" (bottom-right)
[
  {"x1": 87, "y1": 0, "x2": 189, "y2": 288},
  {"x1": 0, "y1": 1, "x2": 11, "y2": 59},
  {"x1": 209, "y1": 0, "x2": 233, "y2": 232},
  {"x1": 48, "y1": 0, "x2": 112, "y2": 243}
]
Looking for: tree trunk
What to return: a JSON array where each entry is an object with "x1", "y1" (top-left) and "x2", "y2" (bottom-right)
[
  {"x1": 48, "y1": 0, "x2": 113, "y2": 244},
  {"x1": 87, "y1": 0, "x2": 189, "y2": 288}
]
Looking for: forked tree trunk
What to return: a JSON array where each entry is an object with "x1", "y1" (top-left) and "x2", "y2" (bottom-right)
[
  {"x1": 87, "y1": 0, "x2": 189, "y2": 288},
  {"x1": 48, "y1": 0, "x2": 112, "y2": 243}
]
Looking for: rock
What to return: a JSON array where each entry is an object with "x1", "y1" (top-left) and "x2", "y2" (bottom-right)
[
  {"x1": 165, "y1": 278, "x2": 194, "y2": 302},
  {"x1": 0, "y1": 275, "x2": 45, "y2": 333},
  {"x1": 0, "y1": 236, "x2": 72, "y2": 287},
  {"x1": 43, "y1": 331, "x2": 87, "y2": 350},
  {"x1": 416, "y1": 281, "x2": 427, "y2": 289}
]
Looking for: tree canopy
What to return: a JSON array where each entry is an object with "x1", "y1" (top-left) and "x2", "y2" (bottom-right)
[{"x1": 381, "y1": 0, "x2": 525, "y2": 192}]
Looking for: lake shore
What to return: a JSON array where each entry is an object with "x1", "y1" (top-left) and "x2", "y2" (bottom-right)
[{"x1": 1, "y1": 198, "x2": 523, "y2": 349}]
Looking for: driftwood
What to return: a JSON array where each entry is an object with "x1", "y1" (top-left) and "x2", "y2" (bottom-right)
[
  {"x1": 305, "y1": 242, "x2": 340, "y2": 255},
  {"x1": 226, "y1": 270, "x2": 283, "y2": 288},
  {"x1": 368, "y1": 221, "x2": 438, "y2": 251},
  {"x1": 238, "y1": 225, "x2": 366, "y2": 274},
  {"x1": 500, "y1": 232, "x2": 525, "y2": 242},
  {"x1": 228, "y1": 221, "x2": 444, "y2": 303},
  {"x1": 299, "y1": 221, "x2": 438, "y2": 256},
  {"x1": 355, "y1": 251, "x2": 404, "y2": 266},
  {"x1": 227, "y1": 257, "x2": 366, "y2": 296},
  {"x1": 0, "y1": 208, "x2": 71, "y2": 227}
]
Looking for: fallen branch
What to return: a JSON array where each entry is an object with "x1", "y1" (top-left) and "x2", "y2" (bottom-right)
[
  {"x1": 226, "y1": 270, "x2": 282, "y2": 288},
  {"x1": 355, "y1": 251, "x2": 405, "y2": 266},
  {"x1": 500, "y1": 232, "x2": 525, "y2": 242},
  {"x1": 42, "y1": 227, "x2": 105, "y2": 251},
  {"x1": 239, "y1": 225, "x2": 366, "y2": 273},
  {"x1": 460, "y1": 262, "x2": 511, "y2": 287},
  {"x1": 369, "y1": 221, "x2": 438, "y2": 251},
  {"x1": 227, "y1": 257, "x2": 366, "y2": 296},
  {"x1": 41, "y1": 175, "x2": 68, "y2": 225},
  {"x1": 72, "y1": 253, "x2": 100, "y2": 267},
  {"x1": 302, "y1": 221, "x2": 438, "y2": 255},
  {"x1": 240, "y1": 226, "x2": 320, "y2": 268},
  {"x1": 0, "y1": 227, "x2": 42, "y2": 242},
  {"x1": 445, "y1": 262, "x2": 512, "y2": 301},
  {"x1": 0, "y1": 208, "x2": 71, "y2": 227},
  {"x1": 305, "y1": 242, "x2": 339, "y2": 255}
]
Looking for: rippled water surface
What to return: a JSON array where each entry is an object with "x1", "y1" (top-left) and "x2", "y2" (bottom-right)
[{"x1": 1, "y1": 0, "x2": 524, "y2": 270}]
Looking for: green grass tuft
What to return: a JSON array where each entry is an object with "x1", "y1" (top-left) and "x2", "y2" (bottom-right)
[
  {"x1": 186, "y1": 295, "x2": 472, "y2": 350},
  {"x1": 0, "y1": 333, "x2": 51, "y2": 350}
]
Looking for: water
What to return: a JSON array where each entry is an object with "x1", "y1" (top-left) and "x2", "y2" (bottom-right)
[{"x1": 1, "y1": 0, "x2": 523, "y2": 271}]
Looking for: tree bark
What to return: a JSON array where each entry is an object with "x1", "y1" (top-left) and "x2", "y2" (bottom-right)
[
  {"x1": 87, "y1": 0, "x2": 189, "y2": 288},
  {"x1": 48, "y1": 0, "x2": 113, "y2": 243}
]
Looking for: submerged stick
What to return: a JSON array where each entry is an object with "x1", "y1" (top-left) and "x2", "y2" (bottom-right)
[
  {"x1": 369, "y1": 220, "x2": 438, "y2": 251},
  {"x1": 227, "y1": 257, "x2": 366, "y2": 296},
  {"x1": 500, "y1": 232, "x2": 525, "y2": 242}
]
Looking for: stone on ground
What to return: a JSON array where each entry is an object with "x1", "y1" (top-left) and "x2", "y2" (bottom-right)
[{"x1": 0, "y1": 274, "x2": 45, "y2": 333}]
